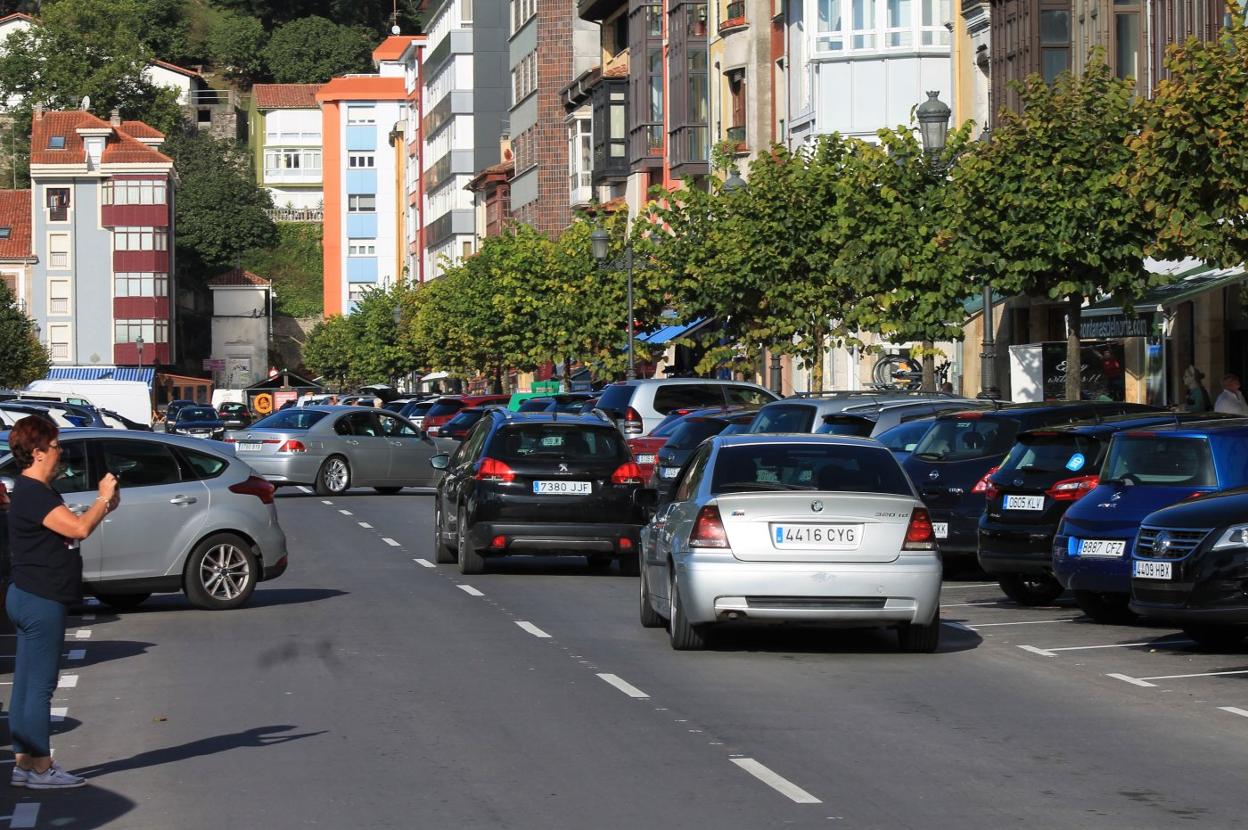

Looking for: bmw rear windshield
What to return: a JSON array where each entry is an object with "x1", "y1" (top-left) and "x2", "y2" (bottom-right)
[
  {"x1": 251, "y1": 409, "x2": 328, "y2": 430},
  {"x1": 711, "y1": 443, "x2": 912, "y2": 496},
  {"x1": 911, "y1": 415, "x2": 1020, "y2": 462},
  {"x1": 490, "y1": 425, "x2": 626, "y2": 462},
  {"x1": 1102, "y1": 435, "x2": 1217, "y2": 487}
]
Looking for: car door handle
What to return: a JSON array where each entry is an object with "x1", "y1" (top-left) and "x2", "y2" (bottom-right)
[
  {"x1": 169, "y1": 495, "x2": 198, "y2": 505},
  {"x1": 67, "y1": 503, "x2": 87, "y2": 515}
]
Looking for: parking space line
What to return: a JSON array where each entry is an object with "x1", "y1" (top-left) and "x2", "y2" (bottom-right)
[
  {"x1": 1139, "y1": 668, "x2": 1248, "y2": 682},
  {"x1": 72, "y1": 629, "x2": 91, "y2": 639},
  {"x1": 457, "y1": 585, "x2": 484, "y2": 597},
  {"x1": 1107, "y1": 673, "x2": 1157, "y2": 687},
  {"x1": 57, "y1": 674, "x2": 78, "y2": 689},
  {"x1": 298, "y1": 486, "x2": 313, "y2": 494},
  {"x1": 597, "y1": 673, "x2": 649, "y2": 699},
  {"x1": 942, "y1": 621, "x2": 974, "y2": 633},
  {"x1": 1019, "y1": 645, "x2": 1057, "y2": 657},
  {"x1": 1218, "y1": 707, "x2": 1248, "y2": 718},
  {"x1": 9, "y1": 803, "x2": 40, "y2": 828},
  {"x1": 382, "y1": 537, "x2": 400, "y2": 547},
  {"x1": 413, "y1": 558, "x2": 435, "y2": 568},
  {"x1": 967, "y1": 619, "x2": 1077, "y2": 629},
  {"x1": 51, "y1": 706, "x2": 67, "y2": 722},
  {"x1": 516, "y1": 621, "x2": 551, "y2": 638},
  {"x1": 729, "y1": 758, "x2": 822, "y2": 804},
  {"x1": 1021, "y1": 638, "x2": 1194, "y2": 657}
]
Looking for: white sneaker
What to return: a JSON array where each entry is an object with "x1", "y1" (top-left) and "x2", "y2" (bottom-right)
[
  {"x1": 10, "y1": 766, "x2": 29, "y2": 787},
  {"x1": 25, "y1": 763, "x2": 85, "y2": 789}
]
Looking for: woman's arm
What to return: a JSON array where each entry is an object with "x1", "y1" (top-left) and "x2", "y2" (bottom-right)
[{"x1": 41, "y1": 474, "x2": 119, "y2": 541}]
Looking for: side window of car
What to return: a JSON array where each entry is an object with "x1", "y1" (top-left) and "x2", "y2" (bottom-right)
[
  {"x1": 51, "y1": 440, "x2": 90, "y2": 495},
  {"x1": 377, "y1": 413, "x2": 416, "y2": 437},
  {"x1": 351, "y1": 412, "x2": 382, "y2": 437},
  {"x1": 653, "y1": 385, "x2": 719, "y2": 414},
  {"x1": 333, "y1": 415, "x2": 354, "y2": 436},
  {"x1": 674, "y1": 446, "x2": 711, "y2": 502},
  {"x1": 99, "y1": 439, "x2": 182, "y2": 487},
  {"x1": 455, "y1": 419, "x2": 490, "y2": 466},
  {"x1": 178, "y1": 448, "x2": 228, "y2": 480},
  {"x1": 725, "y1": 386, "x2": 773, "y2": 406}
]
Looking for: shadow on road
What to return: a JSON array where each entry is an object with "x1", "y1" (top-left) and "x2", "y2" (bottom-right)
[
  {"x1": 71, "y1": 724, "x2": 327, "y2": 779},
  {"x1": 475, "y1": 555, "x2": 636, "y2": 579},
  {"x1": 107, "y1": 588, "x2": 348, "y2": 614},
  {"x1": 701, "y1": 621, "x2": 983, "y2": 655},
  {"x1": 9, "y1": 783, "x2": 137, "y2": 829}
]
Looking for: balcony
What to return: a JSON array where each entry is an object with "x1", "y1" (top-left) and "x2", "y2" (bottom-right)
[
  {"x1": 263, "y1": 168, "x2": 322, "y2": 185},
  {"x1": 725, "y1": 126, "x2": 748, "y2": 154},
  {"x1": 266, "y1": 207, "x2": 323, "y2": 223},
  {"x1": 720, "y1": 1, "x2": 747, "y2": 32}
]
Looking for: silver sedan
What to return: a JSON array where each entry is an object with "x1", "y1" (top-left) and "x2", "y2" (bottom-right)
[
  {"x1": 227, "y1": 406, "x2": 443, "y2": 495},
  {"x1": 640, "y1": 434, "x2": 942, "y2": 651}
]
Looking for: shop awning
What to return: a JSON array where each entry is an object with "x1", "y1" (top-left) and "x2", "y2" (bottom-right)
[
  {"x1": 420, "y1": 371, "x2": 450, "y2": 382},
  {"x1": 46, "y1": 367, "x2": 156, "y2": 387},
  {"x1": 1083, "y1": 259, "x2": 1247, "y2": 318},
  {"x1": 636, "y1": 317, "x2": 712, "y2": 345}
]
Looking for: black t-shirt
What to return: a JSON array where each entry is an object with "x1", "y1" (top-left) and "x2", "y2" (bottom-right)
[{"x1": 8, "y1": 475, "x2": 82, "y2": 604}]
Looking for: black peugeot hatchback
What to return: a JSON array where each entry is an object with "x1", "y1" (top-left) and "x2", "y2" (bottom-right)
[
  {"x1": 430, "y1": 411, "x2": 649, "y2": 576},
  {"x1": 902, "y1": 400, "x2": 1161, "y2": 566},
  {"x1": 978, "y1": 411, "x2": 1231, "y2": 604}
]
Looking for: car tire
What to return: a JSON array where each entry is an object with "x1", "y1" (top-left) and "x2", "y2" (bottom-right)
[
  {"x1": 374, "y1": 486, "x2": 403, "y2": 495},
  {"x1": 457, "y1": 506, "x2": 485, "y2": 575},
  {"x1": 668, "y1": 570, "x2": 707, "y2": 650},
  {"x1": 315, "y1": 455, "x2": 351, "y2": 496},
  {"x1": 898, "y1": 610, "x2": 941, "y2": 653},
  {"x1": 433, "y1": 502, "x2": 457, "y2": 564},
  {"x1": 618, "y1": 550, "x2": 640, "y2": 577},
  {"x1": 94, "y1": 593, "x2": 151, "y2": 612},
  {"x1": 1073, "y1": 590, "x2": 1135, "y2": 624},
  {"x1": 1182, "y1": 624, "x2": 1247, "y2": 651},
  {"x1": 183, "y1": 533, "x2": 258, "y2": 610},
  {"x1": 997, "y1": 573, "x2": 1064, "y2": 606},
  {"x1": 639, "y1": 567, "x2": 664, "y2": 629}
]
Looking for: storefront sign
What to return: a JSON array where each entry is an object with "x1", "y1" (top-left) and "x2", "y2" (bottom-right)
[
  {"x1": 1079, "y1": 314, "x2": 1153, "y2": 339},
  {"x1": 1042, "y1": 341, "x2": 1126, "y2": 401}
]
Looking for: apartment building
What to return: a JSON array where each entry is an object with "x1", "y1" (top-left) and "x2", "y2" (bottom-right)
[
  {"x1": 418, "y1": 0, "x2": 508, "y2": 278},
  {"x1": 248, "y1": 84, "x2": 324, "y2": 219},
  {"x1": 319, "y1": 36, "x2": 421, "y2": 316},
  {"x1": 709, "y1": 0, "x2": 786, "y2": 168},
  {"x1": 24, "y1": 108, "x2": 176, "y2": 368}
]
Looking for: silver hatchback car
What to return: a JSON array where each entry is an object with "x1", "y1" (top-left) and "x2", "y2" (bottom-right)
[
  {"x1": 0, "y1": 429, "x2": 287, "y2": 611},
  {"x1": 640, "y1": 434, "x2": 942, "y2": 651},
  {"x1": 227, "y1": 406, "x2": 443, "y2": 495}
]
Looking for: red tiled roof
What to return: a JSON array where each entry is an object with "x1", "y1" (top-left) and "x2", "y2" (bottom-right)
[
  {"x1": 0, "y1": 190, "x2": 31, "y2": 260},
  {"x1": 316, "y1": 76, "x2": 406, "y2": 102},
  {"x1": 0, "y1": 13, "x2": 35, "y2": 26},
  {"x1": 251, "y1": 84, "x2": 322, "y2": 110},
  {"x1": 604, "y1": 63, "x2": 629, "y2": 79},
  {"x1": 150, "y1": 59, "x2": 202, "y2": 78},
  {"x1": 208, "y1": 268, "x2": 270, "y2": 288},
  {"x1": 119, "y1": 120, "x2": 164, "y2": 140},
  {"x1": 372, "y1": 35, "x2": 421, "y2": 62},
  {"x1": 30, "y1": 111, "x2": 171, "y2": 167}
]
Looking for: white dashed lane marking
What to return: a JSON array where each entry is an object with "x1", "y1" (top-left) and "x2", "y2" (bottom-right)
[
  {"x1": 1219, "y1": 707, "x2": 1248, "y2": 719},
  {"x1": 57, "y1": 674, "x2": 78, "y2": 689},
  {"x1": 597, "y1": 673, "x2": 649, "y2": 699},
  {"x1": 298, "y1": 486, "x2": 313, "y2": 494},
  {"x1": 1108, "y1": 673, "x2": 1157, "y2": 687},
  {"x1": 321, "y1": 500, "x2": 333, "y2": 505},
  {"x1": 339, "y1": 509, "x2": 353, "y2": 516},
  {"x1": 413, "y1": 558, "x2": 435, "y2": 568},
  {"x1": 457, "y1": 585, "x2": 484, "y2": 597},
  {"x1": 515, "y1": 621, "x2": 551, "y2": 638},
  {"x1": 382, "y1": 538, "x2": 401, "y2": 547},
  {"x1": 729, "y1": 758, "x2": 822, "y2": 804},
  {"x1": 9, "y1": 803, "x2": 40, "y2": 828},
  {"x1": 72, "y1": 629, "x2": 92, "y2": 639},
  {"x1": 358, "y1": 522, "x2": 372, "y2": 529},
  {"x1": 51, "y1": 706, "x2": 68, "y2": 722}
]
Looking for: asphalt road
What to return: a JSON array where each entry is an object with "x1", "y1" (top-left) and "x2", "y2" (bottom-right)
[{"x1": 4, "y1": 488, "x2": 1248, "y2": 828}]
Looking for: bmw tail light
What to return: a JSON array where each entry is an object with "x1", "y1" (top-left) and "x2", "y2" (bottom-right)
[
  {"x1": 277, "y1": 439, "x2": 307, "y2": 453},
  {"x1": 476, "y1": 457, "x2": 516, "y2": 483},
  {"x1": 971, "y1": 466, "x2": 1000, "y2": 499},
  {"x1": 623, "y1": 406, "x2": 643, "y2": 436},
  {"x1": 229, "y1": 475, "x2": 275, "y2": 505},
  {"x1": 689, "y1": 504, "x2": 729, "y2": 548},
  {"x1": 1045, "y1": 475, "x2": 1098, "y2": 502},
  {"x1": 611, "y1": 461, "x2": 644, "y2": 484},
  {"x1": 903, "y1": 508, "x2": 935, "y2": 550}
]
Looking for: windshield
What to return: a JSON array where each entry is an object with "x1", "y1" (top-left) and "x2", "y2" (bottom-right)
[
  {"x1": 445, "y1": 409, "x2": 486, "y2": 431},
  {"x1": 426, "y1": 400, "x2": 465, "y2": 418},
  {"x1": 748, "y1": 404, "x2": 816, "y2": 434},
  {"x1": 875, "y1": 420, "x2": 933, "y2": 453},
  {"x1": 1102, "y1": 435, "x2": 1217, "y2": 487},
  {"x1": 252, "y1": 409, "x2": 328, "y2": 430},
  {"x1": 911, "y1": 416, "x2": 1020, "y2": 462},
  {"x1": 518, "y1": 398, "x2": 554, "y2": 413},
  {"x1": 815, "y1": 415, "x2": 875, "y2": 437},
  {"x1": 712, "y1": 443, "x2": 912, "y2": 496},
  {"x1": 490, "y1": 425, "x2": 625, "y2": 462},
  {"x1": 221, "y1": 404, "x2": 246, "y2": 413},
  {"x1": 179, "y1": 408, "x2": 218, "y2": 422},
  {"x1": 999, "y1": 434, "x2": 1103, "y2": 476},
  {"x1": 666, "y1": 418, "x2": 732, "y2": 450}
]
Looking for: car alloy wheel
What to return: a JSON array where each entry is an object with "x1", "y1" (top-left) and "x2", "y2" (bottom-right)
[
  {"x1": 184, "y1": 533, "x2": 258, "y2": 610},
  {"x1": 316, "y1": 456, "x2": 350, "y2": 495}
]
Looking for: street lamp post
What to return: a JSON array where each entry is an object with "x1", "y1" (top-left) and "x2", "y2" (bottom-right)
[{"x1": 591, "y1": 225, "x2": 636, "y2": 381}]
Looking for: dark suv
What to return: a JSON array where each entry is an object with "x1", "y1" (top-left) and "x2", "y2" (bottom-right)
[
  {"x1": 430, "y1": 412, "x2": 650, "y2": 576},
  {"x1": 979, "y1": 412, "x2": 1225, "y2": 604},
  {"x1": 902, "y1": 401, "x2": 1160, "y2": 564}
]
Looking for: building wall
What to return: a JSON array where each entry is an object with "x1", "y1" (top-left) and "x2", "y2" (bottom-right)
[
  {"x1": 211, "y1": 287, "x2": 269, "y2": 389},
  {"x1": 259, "y1": 108, "x2": 324, "y2": 209}
]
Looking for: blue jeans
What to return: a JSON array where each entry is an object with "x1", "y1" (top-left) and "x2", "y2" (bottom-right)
[{"x1": 6, "y1": 584, "x2": 67, "y2": 758}]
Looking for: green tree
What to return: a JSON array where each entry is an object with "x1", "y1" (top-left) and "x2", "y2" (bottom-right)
[
  {"x1": 242, "y1": 223, "x2": 323, "y2": 318},
  {"x1": 207, "y1": 12, "x2": 267, "y2": 83},
  {"x1": 348, "y1": 285, "x2": 422, "y2": 385},
  {"x1": 163, "y1": 130, "x2": 277, "y2": 277},
  {"x1": 947, "y1": 59, "x2": 1154, "y2": 400},
  {"x1": 1127, "y1": 18, "x2": 1248, "y2": 267},
  {"x1": 0, "y1": 283, "x2": 49, "y2": 388},
  {"x1": 263, "y1": 16, "x2": 372, "y2": 84},
  {"x1": 301, "y1": 313, "x2": 356, "y2": 389}
]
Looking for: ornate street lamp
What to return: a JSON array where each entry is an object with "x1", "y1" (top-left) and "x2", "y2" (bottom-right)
[
  {"x1": 722, "y1": 169, "x2": 746, "y2": 194},
  {"x1": 916, "y1": 91, "x2": 951, "y2": 158},
  {"x1": 591, "y1": 224, "x2": 636, "y2": 381}
]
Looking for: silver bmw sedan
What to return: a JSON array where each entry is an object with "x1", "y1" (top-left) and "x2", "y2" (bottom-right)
[
  {"x1": 227, "y1": 406, "x2": 443, "y2": 495},
  {"x1": 640, "y1": 434, "x2": 943, "y2": 651}
]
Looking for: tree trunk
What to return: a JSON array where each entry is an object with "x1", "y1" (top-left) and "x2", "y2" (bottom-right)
[
  {"x1": 563, "y1": 358, "x2": 573, "y2": 393},
  {"x1": 1065, "y1": 292, "x2": 1083, "y2": 401},
  {"x1": 810, "y1": 326, "x2": 825, "y2": 391},
  {"x1": 921, "y1": 342, "x2": 936, "y2": 392}
]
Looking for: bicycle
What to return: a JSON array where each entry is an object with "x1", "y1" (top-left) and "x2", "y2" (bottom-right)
[{"x1": 870, "y1": 354, "x2": 951, "y2": 391}]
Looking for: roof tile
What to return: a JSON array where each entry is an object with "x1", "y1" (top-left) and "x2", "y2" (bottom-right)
[
  {"x1": 0, "y1": 189, "x2": 31, "y2": 259},
  {"x1": 30, "y1": 111, "x2": 170, "y2": 167},
  {"x1": 208, "y1": 268, "x2": 270, "y2": 288},
  {"x1": 251, "y1": 84, "x2": 322, "y2": 110}
]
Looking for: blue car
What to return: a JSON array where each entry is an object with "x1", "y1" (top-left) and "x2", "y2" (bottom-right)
[{"x1": 1053, "y1": 418, "x2": 1248, "y2": 622}]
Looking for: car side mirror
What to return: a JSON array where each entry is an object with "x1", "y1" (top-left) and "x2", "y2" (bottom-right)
[{"x1": 429, "y1": 453, "x2": 450, "y2": 470}]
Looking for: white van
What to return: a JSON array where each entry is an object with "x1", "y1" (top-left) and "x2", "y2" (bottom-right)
[{"x1": 25, "y1": 379, "x2": 153, "y2": 427}]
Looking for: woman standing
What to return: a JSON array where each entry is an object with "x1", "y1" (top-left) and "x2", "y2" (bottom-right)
[{"x1": 6, "y1": 416, "x2": 117, "y2": 790}]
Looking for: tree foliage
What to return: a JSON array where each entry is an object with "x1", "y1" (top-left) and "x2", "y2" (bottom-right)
[
  {"x1": 242, "y1": 223, "x2": 323, "y2": 318},
  {"x1": 0, "y1": 283, "x2": 49, "y2": 388},
  {"x1": 301, "y1": 313, "x2": 356, "y2": 388},
  {"x1": 209, "y1": 0, "x2": 422, "y2": 32},
  {"x1": 263, "y1": 15, "x2": 372, "y2": 84},
  {"x1": 207, "y1": 12, "x2": 267, "y2": 83}
]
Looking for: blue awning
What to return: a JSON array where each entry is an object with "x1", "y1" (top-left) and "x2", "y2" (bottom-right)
[
  {"x1": 636, "y1": 317, "x2": 710, "y2": 345},
  {"x1": 45, "y1": 367, "x2": 156, "y2": 388}
]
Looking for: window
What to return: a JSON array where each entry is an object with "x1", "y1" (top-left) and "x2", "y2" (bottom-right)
[
  {"x1": 463, "y1": 240, "x2": 474, "y2": 259},
  {"x1": 854, "y1": 0, "x2": 877, "y2": 47},
  {"x1": 1114, "y1": 1, "x2": 1142, "y2": 81},
  {"x1": 100, "y1": 439, "x2": 182, "y2": 488},
  {"x1": 348, "y1": 152, "x2": 375, "y2": 168},
  {"x1": 510, "y1": 0, "x2": 535, "y2": 32},
  {"x1": 728, "y1": 70, "x2": 746, "y2": 139},
  {"x1": 348, "y1": 194, "x2": 377, "y2": 213},
  {"x1": 348, "y1": 239, "x2": 377, "y2": 256},
  {"x1": 817, "y1": 0, "x2": 845, "y2": 50},
  {"x1": 114, "y1": 319, "x2": 169, "y2": 344},
  {"x1": 46, "y1": 188, "x2": 69, "y2": 221},
  {"x1": 568, "y1": 117, "x2": 592, "y2": 198},
  {"x1": 920, "y1": 0, "x2": 951, "y2": 44},
  {"x1": 114, "y1": 272, "x2": 168, "y2": 297},
  {"x1": 103, "y1": 180, "x2": 167, "y2": 206},
  {"x1": 0, "y1": 227, "x2": 10, "y2": 239},
  {"x1": 180, "y1": 447, "x2": 228, "y2": 480},
  {"x1": 347, "y1": 107, "x2": 376, "y2": 125},
  {"x1": 511, "y1": 49, "x2": 537, "y2": 104},
  {"x1": 612, "y1": 12, "x2": 629, "y2": 54},
  {"x1": 348, "y1": 283, "x2": 370, "y2": 306},
  {"x1": 1040, "y1": 8, "x2": 1071, "y2": 82},
  {"x1": 48, "y1": 232, "x2": 70, "y2": 268},
  {"x1": 48, "y1": 279, "x2": 70, "y2": 315},
  {"x1": 748, "y1": 403, "x2": 817, "y2": 433},
  {"x1": 886, "y1": 0, "x2": 912, "y2": 46},
  {"x1": 48, "y1": 323, "x2": 70, "y2": 361},
  {"x1": 48, "y1": 135, "x2": 65, "y2": 150},
  {"x1": 114, "y1": 227, "x2": 168, "y2": 251}
]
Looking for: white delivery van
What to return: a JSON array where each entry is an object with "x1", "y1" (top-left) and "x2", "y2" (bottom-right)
[
  {"x1": 211, "y1": 389, "x2": 245, "y2": 409},
  {"x1": 25, "y1": 379, "x2": 153, "y2": 426}
]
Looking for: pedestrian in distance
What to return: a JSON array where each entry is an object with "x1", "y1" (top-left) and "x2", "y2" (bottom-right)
[
  {"x1": 1183, "y1": 365, "x2": 1213, "y2": 413},
  {"x1": 1214, "y1": 373, "x2": 1248, "y2": 416},
  {"x1": 6, "y1": 416, "x2": 118, "y2": 789}
]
